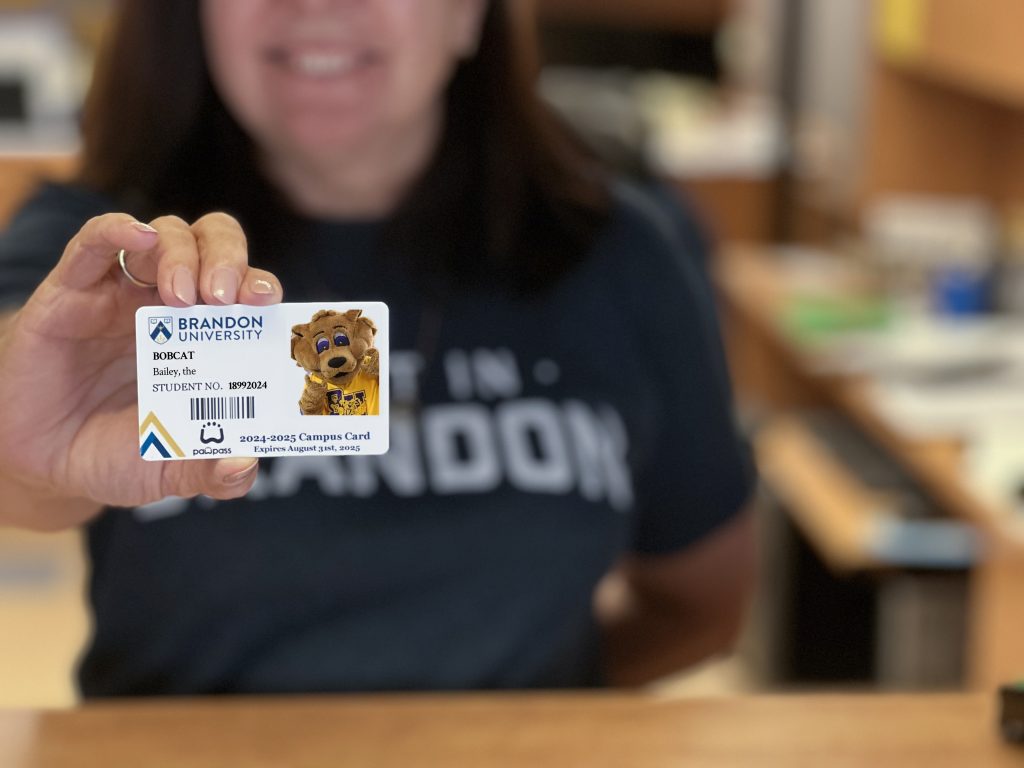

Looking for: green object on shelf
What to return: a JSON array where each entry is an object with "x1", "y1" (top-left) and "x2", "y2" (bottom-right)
[{"x1": 781, "y1": 295, "x2": 892, "y2": 342}]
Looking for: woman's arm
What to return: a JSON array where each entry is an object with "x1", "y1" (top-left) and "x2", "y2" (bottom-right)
[
  {"x1": 0, "y1": 480, "x2": 101, "y2": 532},
  {"x1": 0, "y1": 310, "x2": 103, "y2": 529},
  {"x1": 0, "y1": 213, "x2": 282, "y2": 532},
  {"x1": 596, "y1": 509, "x2": 757, "y2": 686}
]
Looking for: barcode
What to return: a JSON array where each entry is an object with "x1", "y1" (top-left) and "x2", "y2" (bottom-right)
[{"x1": 189, "y1": 396, "x2": 256, "y2": 421}]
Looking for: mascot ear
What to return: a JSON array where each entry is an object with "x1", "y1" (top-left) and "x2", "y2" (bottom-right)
[
  {"x1": 357, "y1": 315, "x2": 377, "y2": 337},
  {"x1": 343, "y1": 309, "x2": 363, "y2": 322},
  {"x1": 290, "y1": 324, "x2": 306, "y2": 357},
  {"x1": 290, "y1": 324, "x2": 318, "y2": 370}
]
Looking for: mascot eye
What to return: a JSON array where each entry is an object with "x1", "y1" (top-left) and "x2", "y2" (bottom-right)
[
  {"x1": 316, "y1": 338, "x2": 330, "y2": 354},
  {"x1": 334, "y1": 334, "x2": 350, "y2": 347}
]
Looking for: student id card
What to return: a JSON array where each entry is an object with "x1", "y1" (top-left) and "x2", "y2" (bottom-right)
[{"x1": 135, "y1": 302, "x2": 389, "y2": 460}]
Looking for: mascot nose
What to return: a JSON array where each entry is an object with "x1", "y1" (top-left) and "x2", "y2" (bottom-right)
[{"x1": 328, "y1": 356, "x2": 348, "y2": 369}]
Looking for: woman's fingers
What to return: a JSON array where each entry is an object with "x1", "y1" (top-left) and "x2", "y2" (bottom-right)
[
  {"x1": 237, "y1": 267, "x2": 283, "y2": 305},
  {"x1": 55, "y1": 214, "x2": 159, "y2": 290},
  {"x1": 191, "y1": 214, "x2": 283, "y2": 306},
  {"x1": 163, "y1": 457, "x2": 260, "y2": 501},
  {"x1": 205, "y1": 457, "x2": 260, "y2": 499},
  {"x1": 54, "y1": 210, "x2": 283, "y2": 310},
  {"x1": 192, "y1": 212, "x2": 250, "y2": 305},
  {"x1": 151, "y1": 216, "x2": 201, "y2": 307}
]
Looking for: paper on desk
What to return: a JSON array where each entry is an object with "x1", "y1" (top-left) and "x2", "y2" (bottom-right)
[
  {"x1": 845, "y1": 316, "x2": 1024, "y2": 522},
  {"x1": 859, "y1": 317, "x2": 1024, "y2": 437},
  {"x1": 964, "y1": 424, "x2": 1024, "y2": 522},
  {"x1": 798, "y1": 314, "x2": 1024, "y2": 380}
]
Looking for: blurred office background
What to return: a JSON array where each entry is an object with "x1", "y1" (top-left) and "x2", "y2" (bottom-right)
[{"x1": 2, "y1": 0, "x2": 1023, "y2": 706}]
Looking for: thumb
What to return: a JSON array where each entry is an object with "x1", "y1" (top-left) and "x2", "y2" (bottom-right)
[{"x1": 164, "y1": 457, "x2": 259, "y2": 500}]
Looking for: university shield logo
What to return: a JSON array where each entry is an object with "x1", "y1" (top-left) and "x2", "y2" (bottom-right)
[{"x1": 149, "y1": 316, "x2": 173, "y2": 345}]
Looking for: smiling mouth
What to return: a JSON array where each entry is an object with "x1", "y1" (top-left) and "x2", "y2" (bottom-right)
[{"x1": 265, "y1": 48, "x2": 377, "y2": 79}]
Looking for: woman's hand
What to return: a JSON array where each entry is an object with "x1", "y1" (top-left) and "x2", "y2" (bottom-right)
[{"x1": 0, "y1": 212, "x2": 283, "y2": 527}]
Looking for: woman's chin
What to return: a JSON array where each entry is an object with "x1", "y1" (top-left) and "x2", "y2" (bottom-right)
[{"x1": 275, "y1": 119, "x2": 378, "y2": 159}]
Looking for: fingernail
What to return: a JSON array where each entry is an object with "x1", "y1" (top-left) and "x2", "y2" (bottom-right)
[
  {"x1": 251, "y1": 278, "x2": 275, "y2": 295},
  {"x1": 223, "y1": 459, "x2": 258, "y2": 485},
  {"x1": 210, "y1": 267, "x2": 238, "y2": 304},
  {"x1": 171, "y1": 265, "x2": 196, "y2": 305},
  {"x1": 130, "y1": 221, "x2": 159, "y2": 234}
]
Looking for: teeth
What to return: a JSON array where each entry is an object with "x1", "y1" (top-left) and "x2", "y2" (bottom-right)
[{"x1": 293, "y1": 52, "x2": 359, "y2": 77}]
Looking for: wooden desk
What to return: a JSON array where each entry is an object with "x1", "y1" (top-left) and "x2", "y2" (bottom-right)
[
  {"x1": 0, "y1": 693, "x2": 1017, "y2": 767},
  {"x1": 716, "y1": 246, "x2": 1016, "y2": 533},
  {"x1": 714, "y1": 246, "x2": 1024, "y2": 689}
]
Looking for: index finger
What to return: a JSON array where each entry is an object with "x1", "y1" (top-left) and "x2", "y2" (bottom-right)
[{"x1": 54, "y1": 214, "x2": 160, "y2": 290}]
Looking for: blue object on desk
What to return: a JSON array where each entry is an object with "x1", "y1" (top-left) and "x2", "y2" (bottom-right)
[
  {"x1": 931, "y1": 266, "x2": 991, "y2": 317},
  {"x1": 869, "y1": 517, "x2": 979, "y2": 569}
]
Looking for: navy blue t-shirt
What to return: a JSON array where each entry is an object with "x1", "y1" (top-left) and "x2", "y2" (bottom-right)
[{"x1": 0, "y1": 180, "x2": 755, "y2": 696}]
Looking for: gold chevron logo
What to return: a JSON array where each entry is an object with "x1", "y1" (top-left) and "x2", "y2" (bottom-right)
[{"x1": 139, "y1": 412, "x2": 185, "y2": 458}]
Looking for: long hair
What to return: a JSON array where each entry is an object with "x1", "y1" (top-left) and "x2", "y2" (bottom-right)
[{"x1": 79, "y1": 1, "x2": 610, "y2": 295}]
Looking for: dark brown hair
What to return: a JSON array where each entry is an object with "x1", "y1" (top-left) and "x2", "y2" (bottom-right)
[{"x1": 79, "y1": 0, "x2": 610, "y2": 295}]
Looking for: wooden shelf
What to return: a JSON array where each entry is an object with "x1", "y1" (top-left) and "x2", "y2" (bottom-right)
[
  {"x1": 716, "y1": 246, "x2": 1018, "y2": 536},
  {"x1": 859, "y1": 0, "x2": 1024, "y2": 212},
  {"x1": 878, "y1": 0, "x2": 1024, "y2": 109},
  {"x1": 715, "y1": 244, "x2": 1024, "y2": 688},
  {"x1": 675, "y1": 177, "x2": 778, "y2": 244},
  {"x1": 881, "y1": 56, "x2": 1024, "y2": 113},
  {"x1": 536, "y1": 0, "x2": 732, "y2": 32},
  {"x1": 0, "y1": 154, "x2": 77, "y2": 227},
  {"x1": 755, "y1": 417, "x2": 882, "y2": 572}
]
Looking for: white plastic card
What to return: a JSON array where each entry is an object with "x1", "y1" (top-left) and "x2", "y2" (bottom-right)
[{"x1": 135, "y1": 302, "x2": 389, "y2": 460}]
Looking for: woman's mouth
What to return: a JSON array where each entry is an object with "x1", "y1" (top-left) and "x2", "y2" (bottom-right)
[{"x1": 265, "y1": 47, "x2": 377, "y2": 80}]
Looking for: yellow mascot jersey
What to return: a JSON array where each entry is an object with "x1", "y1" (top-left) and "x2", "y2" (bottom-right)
[{"x1": 310, "y1": 371, "x2": 379, "y2": 416}]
